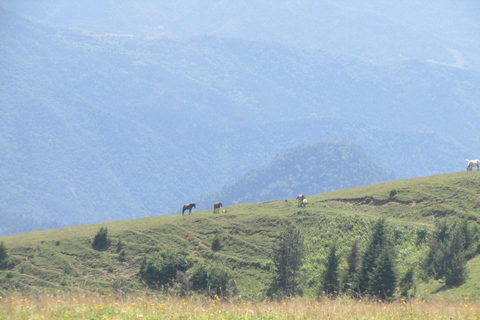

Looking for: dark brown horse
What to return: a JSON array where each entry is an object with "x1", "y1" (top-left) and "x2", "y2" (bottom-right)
[
  {"x1": 213, "y1": 202, "x2": 223, "y2": 214},
  {"x1": 182, "y1": 203, "x2": 196, "y2": 215}
]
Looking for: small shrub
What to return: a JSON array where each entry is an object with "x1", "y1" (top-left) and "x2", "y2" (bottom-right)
[
  {"x1": 211, "y1": 234, "x2": 222, "y2": 252},
  {"x1": 139, "y1": 250, "x2": 192, "y2": 289},
  {"x1": 55, "y1": 241, "x2": 61, "y2": 246},
  {"x1": 389, "y1": 189, "x2": 397, "y2": 198},
  {"x1": 188, "y1": 263, "x2": 208, "y2": 292},
  {"x1": 416, "y1": 228, "x2": 428, "y2": 245},
  {"x1": 92, "y1": 227, "x2": 110, "y2": 250},
  {"x1": 116, "y1": 239, "x2": 124, "y2": 253},
  {"x1": 118, "y1": 250, "x2": 127, "y2": 262},
  {"x1": 63, "y1": 265, "x2": 73, "y2": 275},
  {"x1": 0, "y1": 241, "x2": 14, "y2": 270},
  {"x1": 399, "y1": 268, "x2": 415, "y2": 298},
  {"x1": 187, "y1": 262, "x2": 237, "y2": 297},
  {"x1": 60, "y1": 278, "x2": 68, "y2": 286}
]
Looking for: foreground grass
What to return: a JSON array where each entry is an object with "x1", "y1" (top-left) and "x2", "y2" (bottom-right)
[{"x1": 1, "y1": 294, "x2": 480, "y2": 320}]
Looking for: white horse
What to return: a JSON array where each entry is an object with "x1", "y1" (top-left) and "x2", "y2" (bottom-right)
[
  {"x1": 466, "y1": 159, "x2": 480, "y2": 171},
  {"x1": 302, "y1": 198, "x2": 308, "y2": 207}
]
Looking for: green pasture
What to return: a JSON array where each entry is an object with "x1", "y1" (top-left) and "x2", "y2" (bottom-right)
[{"x1": 1, "y1": 171, "x2": 480, "y2": 299}]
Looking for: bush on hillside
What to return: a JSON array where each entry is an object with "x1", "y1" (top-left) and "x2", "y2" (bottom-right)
[
  {"x1": 0, "y1": 241, "x2": 14, "y2": 270},
  {"x1": 139, "y1": 250, "x2": 192, "y2": 289},
  {"x1": 399, "y1": 267, "x2": 415, "y2": 298},
  {"x1": 211, "y1": 234, "x2": 222, "y2": 252},
  {"x1": 187, "y1": 262, "x2": 237, "y2": 298},
  {"x1": 92, "y1": 227, "x2": 110, "y2": 250}
]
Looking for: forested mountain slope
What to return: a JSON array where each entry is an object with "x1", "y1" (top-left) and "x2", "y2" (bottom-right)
[{"x1": 197, "y1": 141, "x2": 395, "y2": 207}]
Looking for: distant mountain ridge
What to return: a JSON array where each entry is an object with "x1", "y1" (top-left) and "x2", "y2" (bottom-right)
[
  {"x1": 0, "y1": 7, "x2": 478, "y2": 235},
  {"x1": 196, "y1": 141, "x2": 395, "y2": 209},
  {"x1": 1, "y1": 1, "x2": 479, "y2": 69}
]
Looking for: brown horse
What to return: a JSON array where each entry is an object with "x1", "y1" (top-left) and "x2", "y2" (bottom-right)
[
  {"x1": 182, "y1": 203, "x2": 196, "y2": 215},
  {"x1": 213, "y1": 202, "x2": 223, "y2": 214}
]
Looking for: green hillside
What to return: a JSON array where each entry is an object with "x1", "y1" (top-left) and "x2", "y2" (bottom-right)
[{"x1": 1, "y1": 172, "x2": 480, "y2": 299}]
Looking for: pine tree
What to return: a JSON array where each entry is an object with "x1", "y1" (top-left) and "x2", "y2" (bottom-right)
[
  {"x1": 424, "y1": 219, "x2": 469, "y2": 286},
  {"x1": 444, "y1": 227, "x2": 468, "y2": 287},
  {"x1": 444, "y1": 253, "x2": 467, "y2": 288},
  {"x1": 269, "y1": 226, "x2": 305, "y2": 296},
  {"x1": 342, "y1": 240, "x2": 360, "y2": 293},
  {"x1": 0, "y1": 241, "x2": 9, "y2": 269},
  {"x1": 368, "y1": 247, "x2": 396, "y2": 300},
  {"x1": 358, "y1": 218, "x2": 387, "y2": 294},
  {"x1": 92, "y1": 227, "x2": 110, "y2": 250},
  {"x1": 321, "y1": 244, "x2": 340, "y2": 296}
]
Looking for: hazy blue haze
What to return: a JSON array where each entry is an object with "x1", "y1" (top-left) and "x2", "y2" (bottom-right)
[{"x1": 0, "y1": 2, "x2": 479, "y2": 235}]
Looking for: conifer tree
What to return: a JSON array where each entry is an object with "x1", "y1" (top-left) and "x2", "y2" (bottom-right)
[
  {"x1": 342, "y1": 240, "x2": 360, "y2": 293},
  {"x1": 368, "y1": 247, "x2": 396, "y2": 300},
  {"x1": 269, "y1": 226, "x2": 305, "y2": 296},
  {"x1": 424, "y1": 219, "x2": 469, "y2": 287},
  {"x1": 92, "y1": 227, "x2": 110, "y2": 250},
  {"x1": 321, "y1": 244, "x2": 340, "y2": 296},
  {"x1": 358, "y1": 218, "x2": 387, "y2": 294},
  {"x1": 444, "y1": 227, "x2": 468, "y2": 287},
  {"x1": 0, "y1": 241, "x2": 9, "y2": 269}
]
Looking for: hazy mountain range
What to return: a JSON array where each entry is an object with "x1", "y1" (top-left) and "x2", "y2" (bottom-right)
[
  {"x1": 0, "y1": 2, "x2": 479, "y2": 235},
  {"x1": 196, "y1": 141, "x2": 396, "y2": 208}
]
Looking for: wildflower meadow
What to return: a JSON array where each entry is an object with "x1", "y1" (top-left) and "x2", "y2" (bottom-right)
[{"x1": 1, "y1": 293, "x2": 480, "y2": 320}]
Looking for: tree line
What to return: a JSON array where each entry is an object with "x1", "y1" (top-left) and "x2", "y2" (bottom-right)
[
  {"x1": 269, "y1": 218, "x2": 473, "y2": 300},
  {"x1": 131, "y1": 216, "x2": 475, "y2": 299}
]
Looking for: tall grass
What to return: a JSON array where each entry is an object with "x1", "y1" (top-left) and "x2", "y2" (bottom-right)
[{"x1": 1, "y1": 293, "x2": 479, "y2": 319}]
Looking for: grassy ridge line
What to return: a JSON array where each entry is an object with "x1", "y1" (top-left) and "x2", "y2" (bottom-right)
[
  {"x1": 315, "y1": 172, "x2": 480, "y2": 222},
  {"x1": 1, "y1": 171, "x2": 480, "y2": 296}
]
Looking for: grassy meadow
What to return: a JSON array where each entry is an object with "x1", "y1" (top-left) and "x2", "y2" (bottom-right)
[
  {"x1": 1, "y1": 294, "x2": 480, "y2": 319},
  {"x1": 2, "y1": 171, "x2": 480, "y2": 318}
]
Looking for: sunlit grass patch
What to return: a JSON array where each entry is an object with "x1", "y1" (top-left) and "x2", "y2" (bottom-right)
[{"x1": 1, "y1": 293, "x2": 480, "y2": 319}]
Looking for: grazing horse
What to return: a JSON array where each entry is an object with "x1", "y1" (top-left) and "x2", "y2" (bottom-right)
[
  {"x1": 182, "y1": 203, "x2": 196, "y2": 215},
  {"x1": 466, "y1": 159, "x2": 480, "y2": 171},
  {"x1": 296, "y1": 194, "x2": 305, "y2": 207},
  {"x1": 213, "y1": 202, "x2": 223, "y2": 214}
]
